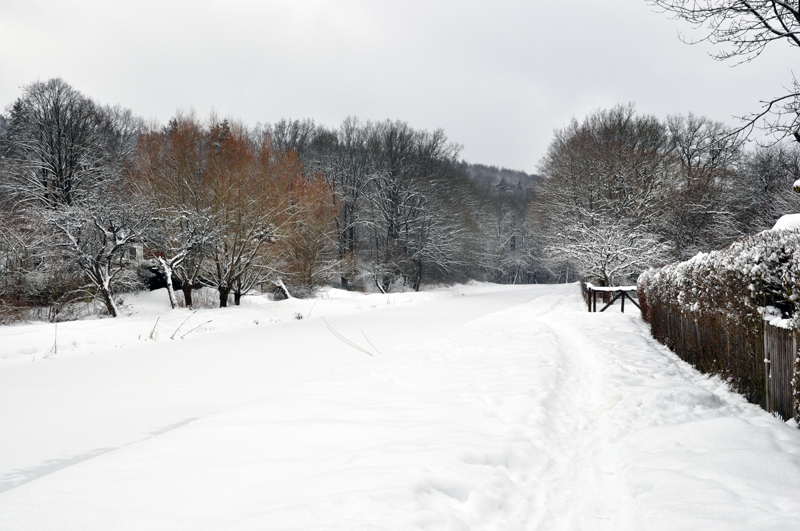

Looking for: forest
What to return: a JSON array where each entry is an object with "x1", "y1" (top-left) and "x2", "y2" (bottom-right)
[{"x1": 1, "y1": 79, "x2": 798, "y2": 321}]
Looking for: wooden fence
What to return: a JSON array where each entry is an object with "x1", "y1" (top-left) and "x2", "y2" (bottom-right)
[
  {"x1": 584, "y1": 284, "x2": 639, "y2": 313},
  {"x1": 648, "y1": 304, "x2": 797, "y2": 420},
  {"x1": 764, "y1": 324, "x2": 797, "y2": 421}
]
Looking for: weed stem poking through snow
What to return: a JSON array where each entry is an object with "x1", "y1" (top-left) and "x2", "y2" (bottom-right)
[
  {"x1": 43, "y1": 321, "x2": 58, "y2": 359},
  {"x1": 322, "y1": 317, "x2": 375, "y2": 356},
  {"x1": 180, "y1": 320, "x2": 212, "y2": 339},
  {"x1": 361, "y1": 330, "x2": 382, "y2": 355},
  {"x1": 171, "y1": 311, "x2": 197, "y2": 340},
  {"x1": 149, "y1": 317, "x2": 160, "y2": 341}
]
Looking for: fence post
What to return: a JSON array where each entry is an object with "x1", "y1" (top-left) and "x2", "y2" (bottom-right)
[
  {"x1": 764, "y1": 318, "x2": 771, "y2": 414},
  {"x1": 794, "y1": 332, "x2": 798, "y2": 420}
]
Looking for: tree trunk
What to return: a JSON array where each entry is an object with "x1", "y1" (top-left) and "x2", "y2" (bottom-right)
[
  {"x1": 273, "y1": 279, "x2": 292, "y2": 300},
  {"x1": 159, "y1": 258, "x2": 177, "y2": 309},
  {"x1": 412, "y1": 260, "x2": 422, "y2": 292},
  {"x1": 378, "y1": 275, "x2": 391, "y2": 294},
  {"x1": 100, "y1": 286, "x2": 118, "y2": 317},
  {"x1": 182, "y1": 284, "x2": 194, "y2": 308},
  {"x1": 234, "y1": 286, "x2": 242, "y2": 306},
  {"x1": 218, "y1": 286, "x2": 231, "y2": 307}
]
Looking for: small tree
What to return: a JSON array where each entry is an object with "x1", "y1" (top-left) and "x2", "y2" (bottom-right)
[
  {"x1": 130, "y1": 113, "x2": 218, "y2": 308},
  {"x1": 544, "y1": 216, "x2": 671, "y2": 286},
  {"x1": 279, "y1": 172, "x2": 338, "y2": 293},
  {"x1": 202, "y1": 119, "x2": 296, "y2": 307},
  {"x1": 51, "y1": 192, "x2": 153, "y2": 317}
]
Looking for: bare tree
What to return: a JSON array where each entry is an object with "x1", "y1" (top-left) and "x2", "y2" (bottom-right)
[
  {"x1": 0, "y1": 79, "x2": 146, "y2": 317},
  {"x1": 535, "y1": 105, "x2": 673, "y2": 283},
  {"x1": 1, "y1": 79, "x2": 139, "y2": 208},
  {"x1": 278, "y1": 173, "x2": 338, "y2": 293},
  {"x1": 544, "y1": 216, "x2": 671, "y2": 286},
  {"x1": 202, "y1": 119, "x2": 297, "y2": 307},
  {"x1": 478, "y1": 198, "x2": 537, "y2": 283},
  {"x1": 307, "y1": 117, "x2": 377, "y2": 289},
  {"x1": 150, "y1": 209, "x2": 217, "y2": 309},
  {"x1": 275, "y1": 117, "x2": 491, "y2": 291},
  {"x1": 536, "y1": 105, "x2": 670, "y2": 222},
  {"x1": 0, "y1": 202, "x2": 51, "y2": 320},
  {"x1": 659, "y1": 113, "x2": 745, "y2": 259},
  {"x1": 648, "y1": 0, "x2": 800, "y2": 139},
  {"x1": 404, "y1": 202, "x2": 470, "y2": 290},
  {"x1": 736, "y1": 142, "x2": 800, "y2": 229},
  {"x1": 266, "y1": 118, "x2": 318, "y2": 164},
  {"x1": 363, "y1": 120, "x2": 461, "y2": 292},
  {"x1": 50, "y1": 191, "x2": 153, "y2": 317},
  {"x1": 130, "y1": 112, "x2": 218, "y2": 308}
]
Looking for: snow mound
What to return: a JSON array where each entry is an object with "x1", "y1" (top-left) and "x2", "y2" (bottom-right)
[{"x1": 772, "y1": 213, "x2": 800, "y2": 231}]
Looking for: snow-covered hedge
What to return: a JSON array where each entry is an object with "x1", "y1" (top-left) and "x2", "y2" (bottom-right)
[
  {"x1": 638, "y1": 228, "x2": 800, "y2": 419},
  {"x1": 640, "y1": 229, "x2": 800, "y2": 327}
]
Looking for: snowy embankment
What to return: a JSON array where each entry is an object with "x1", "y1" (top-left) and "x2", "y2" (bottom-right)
[{"x1": 2, "y1": 284, "x2": 800, "y2": 530}]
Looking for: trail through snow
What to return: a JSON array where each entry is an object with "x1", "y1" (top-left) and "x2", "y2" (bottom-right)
[{"x1": 1, "y1": 284, "x2": 800, "y2": 530}]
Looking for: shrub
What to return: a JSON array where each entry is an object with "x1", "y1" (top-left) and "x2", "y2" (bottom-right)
[{"x1": 639, "y1": 228, "x2": 800, "y2": 419}]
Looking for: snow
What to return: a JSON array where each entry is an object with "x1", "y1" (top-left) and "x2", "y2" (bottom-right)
[
  {"x1": 585, "y1": 283, "x2": 637, "y2": 292},
  {"x1": 2, "y1": 284, "x2": 800, "y2": 530},
  {"x1": 771, "y1": 213, "x2": 800, "y2": 231}
]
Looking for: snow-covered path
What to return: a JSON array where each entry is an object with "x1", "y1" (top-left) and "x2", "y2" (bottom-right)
[{"x1": 2, "y1": 284, "x2": 800, "y2": 530}]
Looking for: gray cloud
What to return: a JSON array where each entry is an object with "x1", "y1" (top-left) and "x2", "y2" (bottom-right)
[{"x1": 0, "y1": 0, "x2": 793, "y2": 172}]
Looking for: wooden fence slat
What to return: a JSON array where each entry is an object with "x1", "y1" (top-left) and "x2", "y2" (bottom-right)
[
  {"x1": 764, "y1": 324, "x2": 795, "y2": 421},
  {"x1": 599, "y1": 291, "x2": 624, "y2": 312}
]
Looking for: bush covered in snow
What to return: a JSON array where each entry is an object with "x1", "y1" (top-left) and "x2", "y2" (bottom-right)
[
  {"x1": 638, "y1": 228, "x2": 800, "y2": 419},
  {"x1": 640, "y1": 228, "x2": 800, "y2": 327}
]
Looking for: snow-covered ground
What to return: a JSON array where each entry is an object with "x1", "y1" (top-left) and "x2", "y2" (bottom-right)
[{"x1": 2, "y1": 283, "x2": 800, "y2": 530}]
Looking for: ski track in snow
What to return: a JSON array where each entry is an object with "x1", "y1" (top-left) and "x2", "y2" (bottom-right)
[{"x1": 2, "y1": 284, "x2": 800, "y2": 530}]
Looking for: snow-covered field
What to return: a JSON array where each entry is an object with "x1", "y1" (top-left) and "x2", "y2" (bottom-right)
[{"x1": 2, "y1": 283, "x2": 800, "y2": 530}]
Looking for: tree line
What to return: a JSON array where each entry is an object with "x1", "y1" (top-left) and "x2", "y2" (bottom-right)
[
  {"x1": 533, "y1": 104, "x2": 800, "y2": 286},
  {"x1": 0, "y1": 79, "x2": 538, "y2": 321},
  {"x1": 1, "y1": 79, "x2": 797, "y2": 322}
]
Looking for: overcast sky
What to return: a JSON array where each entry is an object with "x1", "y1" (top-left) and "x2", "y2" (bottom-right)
[{"x1": 0, "y1": 0, "x2": 795, "y2": 173}]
